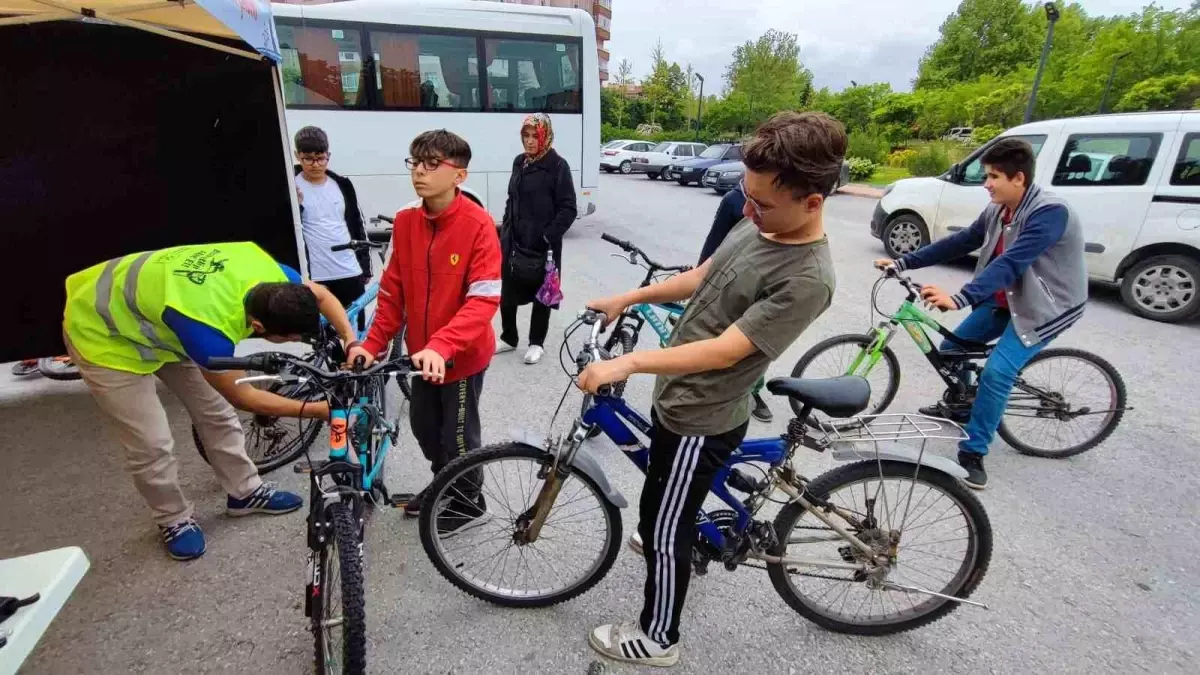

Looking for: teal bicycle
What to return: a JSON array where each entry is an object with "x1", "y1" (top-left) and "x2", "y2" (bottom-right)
[
  {"x1": 209, "y1": 350, "x2": 420, "y2": 675},
  {"x1": 790, "y1": 268, "x2": 1128, "y2": 458}
]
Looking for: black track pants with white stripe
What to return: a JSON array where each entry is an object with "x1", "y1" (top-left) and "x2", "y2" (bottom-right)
[{"x1": 638, "y1": 414, "x2": 748, "y2": 647}]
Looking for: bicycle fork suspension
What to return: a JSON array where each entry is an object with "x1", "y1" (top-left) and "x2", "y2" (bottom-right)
[{"x1": 514, "y1": 454, "x2": 569, "y2": 544}]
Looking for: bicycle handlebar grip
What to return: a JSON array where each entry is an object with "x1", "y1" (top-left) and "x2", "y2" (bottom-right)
[
  {"x1": 600, "y1": 233, "x2": 633, "y2": 251},
  {"x1": 205, "y1": 357, "x2": 252, "y2": 371},
  {"x1": 374, "y1": 214, "x2": 394, "y2": 224},
  {"x1": 330, "y1": 243, "x2": 352, "y2": 252}
]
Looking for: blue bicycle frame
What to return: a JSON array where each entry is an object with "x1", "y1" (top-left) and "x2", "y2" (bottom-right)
[
  {"x1": 327, "y1": 384, "x2": 394, "y2": 493},
  {"x1": 581, "y1": 392, "x2": 788, "y2": 552},
  {"x1": 630, "y1": 301, "x2": 685, "y2": 347},
  {"x1": 320, "y1": 280, "x2": 379, "y2": 343}
]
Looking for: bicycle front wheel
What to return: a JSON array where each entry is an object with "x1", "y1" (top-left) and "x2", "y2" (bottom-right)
[
  {"x1": 998, "y1": 347, "x2": 1127, "y2": 458},
  {"x1": 790, "y1": 334, "x2": 901, "y2": 429},
  {"x1": 768, "y1": 460, "x2": 992, "y2": 635},
  {"x1": 418, "y1": 443, "x2": 622, "y2": 608},
  {"x1": 313, "y1": 502, "x2": 366, "y2": 675}
]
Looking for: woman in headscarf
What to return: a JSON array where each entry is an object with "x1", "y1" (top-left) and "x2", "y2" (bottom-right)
[{"x1": 496, "y1": 113, "x2": 578, "y2": 365}]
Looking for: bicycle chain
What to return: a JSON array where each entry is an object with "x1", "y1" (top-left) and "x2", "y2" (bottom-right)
[{"x1": 734, "y1": 558, "x2": 857, "y2": 583}]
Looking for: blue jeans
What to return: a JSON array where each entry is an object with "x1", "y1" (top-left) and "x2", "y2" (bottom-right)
[{"x1": 939, "y1": 299, "x2": 1051, "y2": 456}]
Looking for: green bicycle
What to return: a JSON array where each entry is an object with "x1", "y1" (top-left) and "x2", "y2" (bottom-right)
[{"x1": 790, "y1": 268, "x2": 1128, "y2": 458}]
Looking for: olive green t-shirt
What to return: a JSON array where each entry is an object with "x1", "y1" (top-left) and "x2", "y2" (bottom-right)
[{"x1": 652, "y1": 219, "x2": 835, "y2": 436}]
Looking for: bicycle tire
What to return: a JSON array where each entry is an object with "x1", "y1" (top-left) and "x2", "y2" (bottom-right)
[
  {"x1": 998, "y1": 347, "x2": 1127, "y2": 459},
  {"x1": 418, "y1": 443, "x2": 622, "y2": 608},
  {"x1": 313, "y1": 502, "x2": 366, "y2": 675},
  {"x1": 789, "y1": 334, "x2": 901, "y2": 429},
  {"x1": 36, "y1": 356, "x2": 82, "y2": 381},
  {"x1": 193, "y1": 379, "x2": 324, "y2": 474},
  {"x1": 768, "y1": 460, "x2": 992, "y2": 636}
]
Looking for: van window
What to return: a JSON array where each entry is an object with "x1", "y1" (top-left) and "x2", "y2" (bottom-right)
[
  {"x1": 370, "y1": 31, "x2": 480, "y2": 110},
  {"x1": 1170, "y1": 133, "x2": 1200, "y2": 186},
  {"x1": 484, "y1": 38, "x2": 582, "y2": 113},
  {"x1": 278, "y1": 23, "x2": 368, "y2": 108},
  {"x1": 1052, "y1": 133, "x2": 1162, "y2": 187},
  {"x1": 959, "y1": 135, "x2": 1046, "y2": 185}
]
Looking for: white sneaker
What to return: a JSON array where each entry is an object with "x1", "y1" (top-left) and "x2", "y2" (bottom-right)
[
  {"x1": 589, "y1": 622, "x2": 679, "y2": 667},
  {"x1": 523, "y1": 345, "x2": 544, "y2": 365},
  {"x1": 628, "y1": 531, "x2": 643, "y2": 555},
  {"x1": 495, "y1": 339, "x2": 516, "y2": 354}
]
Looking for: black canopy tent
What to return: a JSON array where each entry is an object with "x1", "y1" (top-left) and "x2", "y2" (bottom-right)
[{"x1": 0, "y1": 0, "x2": 304, "y2": 362}]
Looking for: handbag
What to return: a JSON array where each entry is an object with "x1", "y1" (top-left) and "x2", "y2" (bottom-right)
[{"x1": 508, "y1": 243, "x2": 546, "y2": 284}]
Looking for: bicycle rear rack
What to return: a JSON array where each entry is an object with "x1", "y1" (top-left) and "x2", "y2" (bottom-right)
[{"x1": 819, "y1": 413, "x2": 969, "y2": 445}]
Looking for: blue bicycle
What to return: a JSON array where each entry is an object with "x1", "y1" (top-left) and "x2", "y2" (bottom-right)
[
  {"x1": 418, "y1": 310, "x2": 992, "y2": 635},
  {"x1": 209, "y1": 349, "x2": 419, "y2": 674},
  {"x1": 192, "y1": 217, "x2": 407, "y2": 473}
]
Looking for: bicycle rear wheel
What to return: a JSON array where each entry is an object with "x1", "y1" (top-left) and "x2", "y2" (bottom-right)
[
  {"x1": 790, "y1": 334, "x2": 901, "y2": 429},
  {"x1": 313, "y1": 502, "x2": 366, "y2": 675},
  {"x1": 418, "y1": 443, "x2": 622, "y2": 608},
  {"x1": 768, "y1": 460, "x2": 991, "y2": 635},
  {"x1": 998, "y1": 348, "x2": 1126, "y2": 458},
  {"x1": 193, "y1": 378, "x2": 324, "y2": 474}
]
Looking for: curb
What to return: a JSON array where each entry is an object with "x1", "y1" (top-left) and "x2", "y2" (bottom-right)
[{"x1": 836, "y1": 184, "x2": 885, "y2": 199}]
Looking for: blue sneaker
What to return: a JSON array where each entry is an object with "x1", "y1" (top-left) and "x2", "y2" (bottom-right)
[
  {"x1": 226, "y1": 481, "x2": 304, "y2": 516},
  {"x1": 160, "y1": 518, "x2": 206, "y2": 561}
]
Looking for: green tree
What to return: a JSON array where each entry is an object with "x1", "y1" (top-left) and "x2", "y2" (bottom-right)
[
  {"x1": 723, "y1": 29, "x2": 813, "y2": 128},
  {"x1": 1115, "y1": 72, "x2": 1200, "y2": 111},
  {"x1": 641, "y1": 39, "x2": 687, "y2": 126},
  {"x1": 915, "y1": 0, "x2": 1041, "y2": 89}
]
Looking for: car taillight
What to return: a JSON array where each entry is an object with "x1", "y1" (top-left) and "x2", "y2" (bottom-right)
[{"x1": 603, "y1": 150, "x2": 618, "y2": 155}]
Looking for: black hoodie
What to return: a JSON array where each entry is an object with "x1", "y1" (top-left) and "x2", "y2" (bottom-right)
[{"x1": 293, "y1": 166, "x2": 370, "y2": 277}]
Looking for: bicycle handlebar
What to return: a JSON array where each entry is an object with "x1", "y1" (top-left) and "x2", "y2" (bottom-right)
[
  {"x1": 601, "y1": 233, "x2": 692, "y2": 273},
  {"x1": 331, "y1": 240, "x2": 383, "y2": 253},
  {"x1": 371, "y1": 214, "x2": 395, "y2": 225}
]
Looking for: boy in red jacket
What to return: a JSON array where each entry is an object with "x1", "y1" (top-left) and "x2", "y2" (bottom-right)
[{"x1": 348, "y1": 130, "x2": 502, "y2": 531}]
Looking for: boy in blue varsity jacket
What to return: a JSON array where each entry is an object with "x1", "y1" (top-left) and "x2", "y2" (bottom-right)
[{"x1": 876, "y1": 137, "x2": 1087, "y2": 489}]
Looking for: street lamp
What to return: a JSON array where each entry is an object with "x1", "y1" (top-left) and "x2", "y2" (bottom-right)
[
  {"x1": 1024, "y1": 2, "x2": 1060, "y2": 123},
  {"x1": 695, "y1": 73, "x2": 705, "y2": 141},
  {"x1": 1099, "y1": 51, "x2": 1131, "y2": 114}
]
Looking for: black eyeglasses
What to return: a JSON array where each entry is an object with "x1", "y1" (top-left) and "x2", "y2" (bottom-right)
[
  {"x1": 405, "y1": 157, "x2": 461, "y2": 171},
  {"x1": 298, "y1": 154, "x2": 330, "y2": 165}
]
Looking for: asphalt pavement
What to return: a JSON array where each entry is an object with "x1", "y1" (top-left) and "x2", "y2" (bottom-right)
[{"x1": 3, "y1": 173, "x2": 1198, "y2": 674}]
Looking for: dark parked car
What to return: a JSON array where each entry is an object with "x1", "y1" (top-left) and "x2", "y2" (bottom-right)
[
  {"x1": 701, "y1": 159, "x2": 852, "y2": 195},
  {"x1": 664, "y1": 143, "x2": 743, "y2": 185},
  {"x1": 700, "y1": 160, "x2": 744, "y2": 194}
]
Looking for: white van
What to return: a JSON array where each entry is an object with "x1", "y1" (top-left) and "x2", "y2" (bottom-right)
[{"x1": 871, "y1": 111, "x2": 1200, "y2": 323}]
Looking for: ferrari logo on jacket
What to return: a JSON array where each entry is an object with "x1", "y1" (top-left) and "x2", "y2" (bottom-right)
[{"x1": 450, "y1": 253, "x2": 460, "y2": 266}]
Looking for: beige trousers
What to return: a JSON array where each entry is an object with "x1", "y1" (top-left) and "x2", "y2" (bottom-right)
[{"x1": 65, "y1": 335, "x2": 261, "y2": 527}]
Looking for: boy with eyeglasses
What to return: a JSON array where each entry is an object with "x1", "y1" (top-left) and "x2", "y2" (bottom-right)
[
  {"x1": 347, "y1": 130, "x2": 502, "y2": 533},
  {"x1": 293, "y1": 126, "x2": 372, "y2": 313}
]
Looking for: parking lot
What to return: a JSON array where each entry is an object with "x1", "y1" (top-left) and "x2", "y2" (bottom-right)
[{"x1": 3, "y1": 173, "x2": 1198, "y2": 674}]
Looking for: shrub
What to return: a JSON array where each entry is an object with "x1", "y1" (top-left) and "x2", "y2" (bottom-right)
[
  {"x1": 970, "y1": 125, "x2": 1003, "y2": 145},
  {"x1": 846, "y1": 157, "x2": 878, "y2": 182},
  {"x1": 908, "y1": 144, "x2": 951, "y2": 177},
  {"x1": 887, "y1": 149, "x2": 917, "y2": 167},
  {"x1": 847, "y1": 130, "x2": 889, "y2": 164}
]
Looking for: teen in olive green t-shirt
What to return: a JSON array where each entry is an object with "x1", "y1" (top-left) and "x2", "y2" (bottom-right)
[{"x1": 579, "y1": 111, "x2": 848, "y2": 667}]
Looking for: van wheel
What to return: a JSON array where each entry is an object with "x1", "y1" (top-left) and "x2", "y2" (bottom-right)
[
  {"x1": 1120, "y1": 254, "x2": 1200, "y2": 323},
  {"x1": 882, "y1": 214, "x2": 929, "y2": 258}
]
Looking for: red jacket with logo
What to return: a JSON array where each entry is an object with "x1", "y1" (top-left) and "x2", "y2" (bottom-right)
[{"x1": 362, "y1": 192, "x2": 502, "y2": 381}]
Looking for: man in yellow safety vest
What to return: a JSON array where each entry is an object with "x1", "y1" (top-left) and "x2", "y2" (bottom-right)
[{"x1": 62, "y1": 241, "x2": 354, "y2": 560}]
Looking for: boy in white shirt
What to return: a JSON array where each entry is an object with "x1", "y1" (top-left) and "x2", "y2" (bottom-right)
[{"x1": 293, "y1": 126, "x2": 371, "y2": 321}]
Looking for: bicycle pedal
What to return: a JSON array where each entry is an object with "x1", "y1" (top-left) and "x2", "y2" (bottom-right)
[{"x1": 387, "y1": 492, "x2": 417, "y2": 509}]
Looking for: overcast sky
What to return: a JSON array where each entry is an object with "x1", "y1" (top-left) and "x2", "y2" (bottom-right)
[{"x1": 605, "y1": 0, "x2": 1194, "y2": 94}]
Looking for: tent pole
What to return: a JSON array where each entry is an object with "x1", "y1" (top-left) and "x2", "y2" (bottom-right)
[
  {"x1": 272, "y1": 67, "x2": 309, "y2": 280},
  {"x1": 0, "y1": 13, "x2": 74, "y2": 26}
]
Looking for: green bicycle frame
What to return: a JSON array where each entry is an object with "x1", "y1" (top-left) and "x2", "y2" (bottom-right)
[{"x1": 848, "y1": 299, "x2": 944, "y2": 379}]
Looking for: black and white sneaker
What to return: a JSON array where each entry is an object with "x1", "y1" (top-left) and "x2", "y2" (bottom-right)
[
  {"x1": 589, "y1": 622, "x2": 679, "y2": 667},
  {"x1": 435, "y1": 494, "x2": 491, "y2": 538},
  {"x1": 751, "y1": 393, "x2": 773, "y2": 423},
  {"x1": 919, "y1": 401, "x2": 970, "y2": 424},
  {"x1": 957, "y1": 451, "x2": 987, "y2": 490}
]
